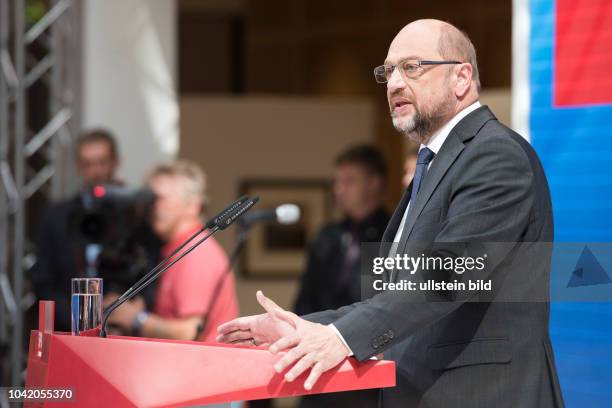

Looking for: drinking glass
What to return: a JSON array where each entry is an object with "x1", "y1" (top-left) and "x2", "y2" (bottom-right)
[{"x1": 71, "y1": 278, "x2": 102, "y2": 335}]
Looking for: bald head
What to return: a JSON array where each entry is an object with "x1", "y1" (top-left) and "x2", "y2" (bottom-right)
[
  {"x1": 436, "y1": 22, "x2": 481, "y2": 91},
  {"x1": 384, "y1": 19, "x2": 481, "y2": 144},
  {"x1": 391, "y1": 19, "x2": 480, "y2": 91}
]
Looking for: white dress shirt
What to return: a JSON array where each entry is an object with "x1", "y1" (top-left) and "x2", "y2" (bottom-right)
[{"x1": 331, "y1": 101, "x2": 482, "y2": 356}]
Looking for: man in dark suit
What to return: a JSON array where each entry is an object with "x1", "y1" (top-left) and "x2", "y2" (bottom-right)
[{"x1": 217, "y1": 19, "x2": 564, "y2": 407}]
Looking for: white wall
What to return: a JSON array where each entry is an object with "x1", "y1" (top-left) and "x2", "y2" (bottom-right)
[{"x1": 82, "y1": 0, "x2": 178, "y2": 184}]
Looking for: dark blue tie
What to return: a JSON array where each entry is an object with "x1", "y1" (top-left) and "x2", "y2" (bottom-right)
[{"x1": 410, "y1": 147, "x2": 436, "y2": 203}]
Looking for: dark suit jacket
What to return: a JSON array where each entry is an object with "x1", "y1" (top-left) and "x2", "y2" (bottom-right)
[{"x1": 304, "y1": 106, "x2": 565, "y2": 408}]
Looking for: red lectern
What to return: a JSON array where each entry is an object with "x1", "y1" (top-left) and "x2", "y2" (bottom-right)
[{"x1": 25, "y1": 302, "x2": 395, "y2": 407}]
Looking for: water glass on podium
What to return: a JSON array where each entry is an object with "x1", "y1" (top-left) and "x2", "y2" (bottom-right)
[{"x1": 71, "y1": 278, "x2": 103, "y2": 336}]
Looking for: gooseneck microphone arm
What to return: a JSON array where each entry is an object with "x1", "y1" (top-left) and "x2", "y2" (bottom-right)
[
  {"x1": 113, "y1": 196, "x2": 249, "y2": 306},
  {"x1": 99, "y1": 196, "x2": 256, "y2": 338},
  {"x1": 115, "y1": 226, "x2": 204, "y2": 303},
  {"x1": 100, "y1": 227, "x2": 219, "y2": 337}
]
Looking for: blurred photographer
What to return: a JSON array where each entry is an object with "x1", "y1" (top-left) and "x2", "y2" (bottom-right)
[
  {"x1": 31, "y1": 129, "x2": 161, "y2": 331},
  {"x1": 106, "y1": 161, "x2": 239, "y2": 341}
]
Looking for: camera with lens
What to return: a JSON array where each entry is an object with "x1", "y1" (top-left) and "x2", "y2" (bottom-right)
[{"x1": 77, "y1": 184, "x2": 161, "y2": 295}]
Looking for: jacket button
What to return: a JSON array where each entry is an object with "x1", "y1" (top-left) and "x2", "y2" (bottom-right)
[
  {"x1": 388, "y1": 330, "x2": 394, "y2": 339},
  {"x1": 382, "y1": 333, "x2": 389, "y2": 342},
  {"x1": 371, "y1": 341, "x2": 380, "y2": 349}
]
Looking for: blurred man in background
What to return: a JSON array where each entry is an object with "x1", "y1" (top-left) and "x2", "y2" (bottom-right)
[
  {"x1": 292, "y1": 144, "x2": 389, "y2": 408},
  {"x1": 31, "y1": 129, "x2": 129, "y2": 331},
  {"x1": 107, "y1": 161, "x2": 239, "y2": 341},
  {"x1": 74, "y1": 129, "x2": 120, "y2": 186}
]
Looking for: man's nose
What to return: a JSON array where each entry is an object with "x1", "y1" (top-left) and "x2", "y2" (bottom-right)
[{"x1": 387, "y1": 68, "x2": 406, "y2": 94}]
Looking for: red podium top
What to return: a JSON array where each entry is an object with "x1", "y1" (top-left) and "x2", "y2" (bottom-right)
[{"x1": 25, "y1": 302, "x2": 395, "y2": 407}]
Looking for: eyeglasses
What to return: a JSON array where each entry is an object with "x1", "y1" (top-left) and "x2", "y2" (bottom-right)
[{"x1": 373, "y1": 59, "x2": 462, "y2": 83}]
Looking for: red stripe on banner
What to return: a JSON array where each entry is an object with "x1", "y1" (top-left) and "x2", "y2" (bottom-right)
[{"x1": 555, "y1": 0, "x2": 612, "y2": 106}]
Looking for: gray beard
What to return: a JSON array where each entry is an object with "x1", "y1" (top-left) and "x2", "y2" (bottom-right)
[{"x1": 392, "y1": 108, "x2": 442, "y2": 144}]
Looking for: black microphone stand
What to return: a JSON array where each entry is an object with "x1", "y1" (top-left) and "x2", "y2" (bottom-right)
[
  {"x1": 111, "y1": 195, "x2": 248, "y2": 308},
  {"x1": 228, "y1": 226, "x2": 249, "y2": 269}
]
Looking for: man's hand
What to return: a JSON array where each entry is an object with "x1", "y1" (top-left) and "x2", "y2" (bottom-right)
[
  {"x1": 216, "y1": 291, "x2": 296, "y2": 347},
  {"x1": 268, "y1": 312, "x2": 350, "y2": 391},
  {"x1": 217, "y1": 291, "x2": 351, "y2": 390},
  {"x1": 179, "y1": 316, "x2": 203, "y2": 340}
]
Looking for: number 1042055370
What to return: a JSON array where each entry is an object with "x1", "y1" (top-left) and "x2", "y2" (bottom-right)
[{"x1": 2, "y1": 387, "x2": 74, "y2": 402}]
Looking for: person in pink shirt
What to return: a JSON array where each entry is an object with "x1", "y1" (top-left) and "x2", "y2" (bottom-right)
[{"x1": 108, "y1": 161, "x2": 239, "y2": 341}]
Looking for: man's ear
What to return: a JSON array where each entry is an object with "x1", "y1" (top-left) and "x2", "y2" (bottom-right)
[{"x1": 454, "y1": 63, "x2": 473, "y2": 98}]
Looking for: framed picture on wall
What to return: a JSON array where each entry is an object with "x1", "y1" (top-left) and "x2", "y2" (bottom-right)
[{"x1": 239, "y1": 179, "x2": 333, "y2": 277}]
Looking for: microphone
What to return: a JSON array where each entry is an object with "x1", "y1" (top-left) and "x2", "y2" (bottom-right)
[
  {"x1": 99, "y1": 196, "x2": 257, "y2": 337},
  {"x1": 238, "y1": 203, "x2": 300, "y2": 228},
  {"x1": 228, "y1": 202, "x2": 295, "y2": 268},
  {"x1": 205, "y1": 195, "x2": 249, "y2": 229},
  {"x1": 218, "y1": 197, "x2": 259, "y2": 230}
]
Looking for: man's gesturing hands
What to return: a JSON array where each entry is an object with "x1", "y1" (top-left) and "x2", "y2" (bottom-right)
[
  {"x1": 216, "y1": 290, "x2": 295, "y2": 347},
  {"x1": 217, "y1": 291, "x2": 350, "y2": 390}
]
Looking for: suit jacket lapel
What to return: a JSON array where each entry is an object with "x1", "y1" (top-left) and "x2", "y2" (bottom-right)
[
  {"x1": 399, "y1": 135, "x2": 464, "y2": 247},
  {"x1": 395, "y1": 106, "x2": 497, "y2": 265}
]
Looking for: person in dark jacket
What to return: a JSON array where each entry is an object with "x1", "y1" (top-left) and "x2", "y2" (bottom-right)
[
  {"x1": 293, "y1": 144, "x2": 389, "y2": 408},
  {"x1": 31, "y1": 129, "x2": 159, "y2": 331}
]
